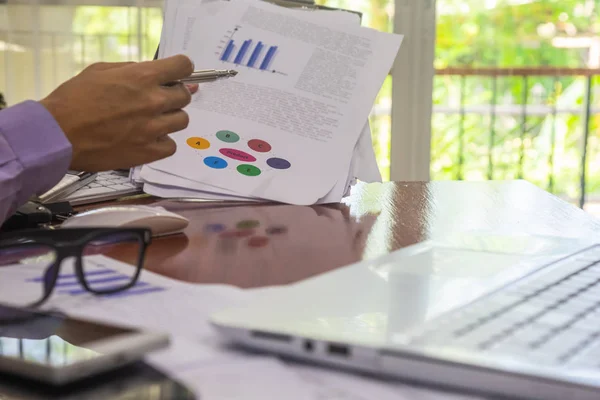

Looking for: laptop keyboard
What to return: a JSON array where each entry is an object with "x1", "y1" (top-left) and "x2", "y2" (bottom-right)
[
  {"x1": 411, "y1": 245, "x2": 600, "y2": 368},
  {"x1": 64, "y1": 170, "x2": 141, "y2": 204}
]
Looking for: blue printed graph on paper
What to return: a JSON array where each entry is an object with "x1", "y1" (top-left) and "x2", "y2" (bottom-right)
[
  {"x1": 26, "y1": 268, "x2": 166, "y2": 299},
  {"x1": 216, "y1": 27, "x2": 286, "y2": 75},
  {"x1": 221, "y1": 38, "x2": 277, "y2": 70}
]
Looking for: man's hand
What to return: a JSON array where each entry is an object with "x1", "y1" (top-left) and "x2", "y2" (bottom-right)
[{"x1": 39, "y1": 55, "x2": 199, "y2": 171}]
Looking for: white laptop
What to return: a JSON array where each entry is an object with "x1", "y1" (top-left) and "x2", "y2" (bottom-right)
[{"x1": 211, "y1": 233, "x2": 600, "y2": 400}]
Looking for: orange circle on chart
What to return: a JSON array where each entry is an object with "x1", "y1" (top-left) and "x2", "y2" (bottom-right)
[{"x1": 187, "y1": 137, "x2": 210, "y2": 150}]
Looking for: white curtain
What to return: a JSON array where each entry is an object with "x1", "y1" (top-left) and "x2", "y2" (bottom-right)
[{"x1": 1, "y1": 0, "x2": 163, "y2": 106}]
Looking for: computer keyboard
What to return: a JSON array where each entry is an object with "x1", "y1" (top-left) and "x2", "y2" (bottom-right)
[
  {"x1": 410, "y1": 245, "x2": 600, "y2": 368},
  {"x1": 64, "y1": 170, "x2": 142, "y2": 205}
]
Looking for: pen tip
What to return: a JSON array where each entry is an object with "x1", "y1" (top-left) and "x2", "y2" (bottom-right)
[{"x1": 229, "y1": 69, "x2": 238, "y2": 76}]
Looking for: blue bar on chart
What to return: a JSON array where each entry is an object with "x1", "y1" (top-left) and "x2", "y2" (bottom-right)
[
  {"x1": 221, "y1": 40, "x2": 235, "y2": 62},
  {"x1": 260, "y1": 46, "x2": 278, "y2": 70},
  {"x1": 234, "y1": 40, "x2": 252, "y2": 64},
  {"x1": 247, "y1": 41, "x2": 263, "y2": 68}
]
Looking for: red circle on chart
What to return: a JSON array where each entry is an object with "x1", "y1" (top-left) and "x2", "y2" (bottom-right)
[
  {"x1": 247, "y1": 139, "x2": 272, "y2": 153},
  {"x1": 220, "y1": 229, "x2": 255, "y2": 238},
  {"x1": 248, "y1": 236, "x2": 269, "y2": 248}
]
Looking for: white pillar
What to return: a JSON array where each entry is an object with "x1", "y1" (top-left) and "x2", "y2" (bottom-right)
[{"x1": 390, "y1": 0, "x2": 435, "y2": 181}]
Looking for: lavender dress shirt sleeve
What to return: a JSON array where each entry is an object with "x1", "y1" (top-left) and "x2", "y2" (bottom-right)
[{"x1": 0, "y1": 100, "x2": 72, "y2": 223}]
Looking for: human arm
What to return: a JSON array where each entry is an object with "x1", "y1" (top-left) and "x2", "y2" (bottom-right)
[
  {"x1": 0, "y1": 100, "x2": 71, "y2": 223},
  {"x1": 0, "y1": 55, "x2": 197, "y2": 224}
]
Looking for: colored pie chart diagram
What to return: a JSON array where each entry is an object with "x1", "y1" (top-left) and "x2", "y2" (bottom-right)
[
  {"x1": 266, "y1": 157, "x2": 291, "y2": 170},
  {"x1": 204, "y1": 156, "x2": 228, "y2": 169},
  {"x1": 216, "y1": 130, "x2": 240, "y2": 143},
  {"x1": 248, "y1": 139, "x2": 272, "y2": 153},
  {"x1": 187, "y1": 137, "x2": 210, "y2": 149},
  {"x1": 237, "y1": 164, "x2": 261, "y2": 176}
]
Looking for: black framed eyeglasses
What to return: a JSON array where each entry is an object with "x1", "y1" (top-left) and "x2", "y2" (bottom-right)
[{"x1": 0, "y1": 228, "x2": 152, "y2": 307}]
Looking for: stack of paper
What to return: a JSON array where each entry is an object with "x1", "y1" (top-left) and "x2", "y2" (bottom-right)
[{"x1": 134, "y1": 0, "x2": 403, "y2": 205}]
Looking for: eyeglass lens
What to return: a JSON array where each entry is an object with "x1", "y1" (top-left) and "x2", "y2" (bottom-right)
[
  {"x1": 82, "y1": 232, "x2": 143, "y2": 293},
  {"x1": 0, "y1": 244, "x2": 57, "y2": 306}
]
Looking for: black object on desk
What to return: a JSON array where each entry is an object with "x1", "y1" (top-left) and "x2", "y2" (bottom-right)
[
  {"x1": 0, "y1": 201, "x2": 52, "y2": 231},
  {"x1": 1, "y1": 201, "x2": 75, "y2": 232},
  {"x1": 0, "y1": 361, "x2": 196, "y2": 399}
]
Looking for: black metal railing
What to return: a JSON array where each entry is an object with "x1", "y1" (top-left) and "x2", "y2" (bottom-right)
[{"x1": 433, "y1": 67, "x2": 600, "y2": 209}]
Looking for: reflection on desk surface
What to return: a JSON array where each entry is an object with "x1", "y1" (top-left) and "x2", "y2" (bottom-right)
[
  {"x1": 104, "y1": 201, "x2": 380, "y2": 288},
  {"x1": 91, "y1": 180, "x2": 600, "y2": 288}
]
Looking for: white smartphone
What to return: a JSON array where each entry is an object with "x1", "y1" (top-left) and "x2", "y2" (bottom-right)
[{"x1": 0, "y1": 304, "x2": 169, "y2": 385}]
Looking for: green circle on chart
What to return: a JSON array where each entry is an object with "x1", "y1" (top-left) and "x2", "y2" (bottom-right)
[
  {"x1": 237, "y1": 164, "x2": 261, "y2": 177},
  {"x1": 216, "y1": 130, "x2": 240, "y2": 143},
  {"x1": 237, "y1": 220, "x2": 260, "y2": 229}
]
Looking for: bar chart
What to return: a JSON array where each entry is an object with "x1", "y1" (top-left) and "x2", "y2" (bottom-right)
[
  {"x1": 218, "y1": 26, "x2": 278, "y2": 72},
  {"x1": 221, "y1": 38, "x2": 278, "y2": 71}
]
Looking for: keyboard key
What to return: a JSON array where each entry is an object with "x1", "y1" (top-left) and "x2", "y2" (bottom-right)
[
  {"x1": 537, "y1": 330, "x2": 588, "y2": 353},
  {"x1": 510, "y1": 303, "x2": 546, "y2": 319},
  {"x1": 487, "y1": 341, "x2": 531, "y2": 357},
  {"x1": 110, "y1": 184, "x2": 136, "y2": 191},
  {"x1": 528, "y1": 350, "x2": 563, "y2": 366},
  {"x1": 569, "y1": 340, "x2": 600, "y2": 367},
  {"x1": 459, "y1": 319, "x2": 517, "y2": 343},
  {"x1": 505, "y1": 323, "x2": 550, "y2": 344},
  {"x1": 76, "y1": 187, "x2": 116, "y2": 195},
  {"x1": 570, "y1": 318, "x2": 600, "y2": 333},
  {"x1": 489, "y1": 344, "x2": 560, "y2": 366},
  {"x1": 534, "y1": 311, "x2": 573, "y2": 328},
  {"x1": 559, "y1": 278, "x2": 593, "y2": 291},
  {"x1": 542, "y1": 286, "x2": 577, "y2": 301},
  {"x1": 575, "y1": 271, "x2": 600, "y2": 282},
  {"x1": 575, "y1": 249, "x2": 600, "y2": 263}
]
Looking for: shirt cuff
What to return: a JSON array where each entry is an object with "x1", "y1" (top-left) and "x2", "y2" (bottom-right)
[{"x1": 1, "y1": 100, "x2": 72, "y2": 197}]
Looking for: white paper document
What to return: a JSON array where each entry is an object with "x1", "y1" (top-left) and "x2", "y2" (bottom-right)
[
  {"x1": 137, "y1": 0, "x2": 400, "y2": 204},
  {"x1": 140, "y1": 122, "x2": 379, "y2": 203}
]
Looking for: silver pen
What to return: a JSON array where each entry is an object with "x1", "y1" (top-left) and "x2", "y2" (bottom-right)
[{"x1": 177, "y1": 69, "x2": 238, "y2": 84}]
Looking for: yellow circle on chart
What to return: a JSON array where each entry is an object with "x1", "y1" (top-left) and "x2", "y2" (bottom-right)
[{"x1": 187, "y1": 137, "x2": 210, "y2": 150}]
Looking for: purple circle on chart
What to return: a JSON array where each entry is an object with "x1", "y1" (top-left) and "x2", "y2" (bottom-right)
[
  {"x1": 266, "y1": 226, "x2": 287, "y2": 235},
  {"x1": 266, "y1": 157, "x2": 291, "y2": 170},
  {"x1": 204, "y1": 223, "x2": 226, "y2": 233}
]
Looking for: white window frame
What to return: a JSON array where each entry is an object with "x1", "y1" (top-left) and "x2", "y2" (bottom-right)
[{"x1": 390, "y1": 0, "x2": 435, "y2": 181}]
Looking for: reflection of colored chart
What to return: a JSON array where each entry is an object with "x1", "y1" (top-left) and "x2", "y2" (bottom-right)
[
  {"x1": 186, "y1": 130, "x2": 292, "y2": 177},
  {"x1": 204, "y1": 219, "x2": 288, "y2": 250}
]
